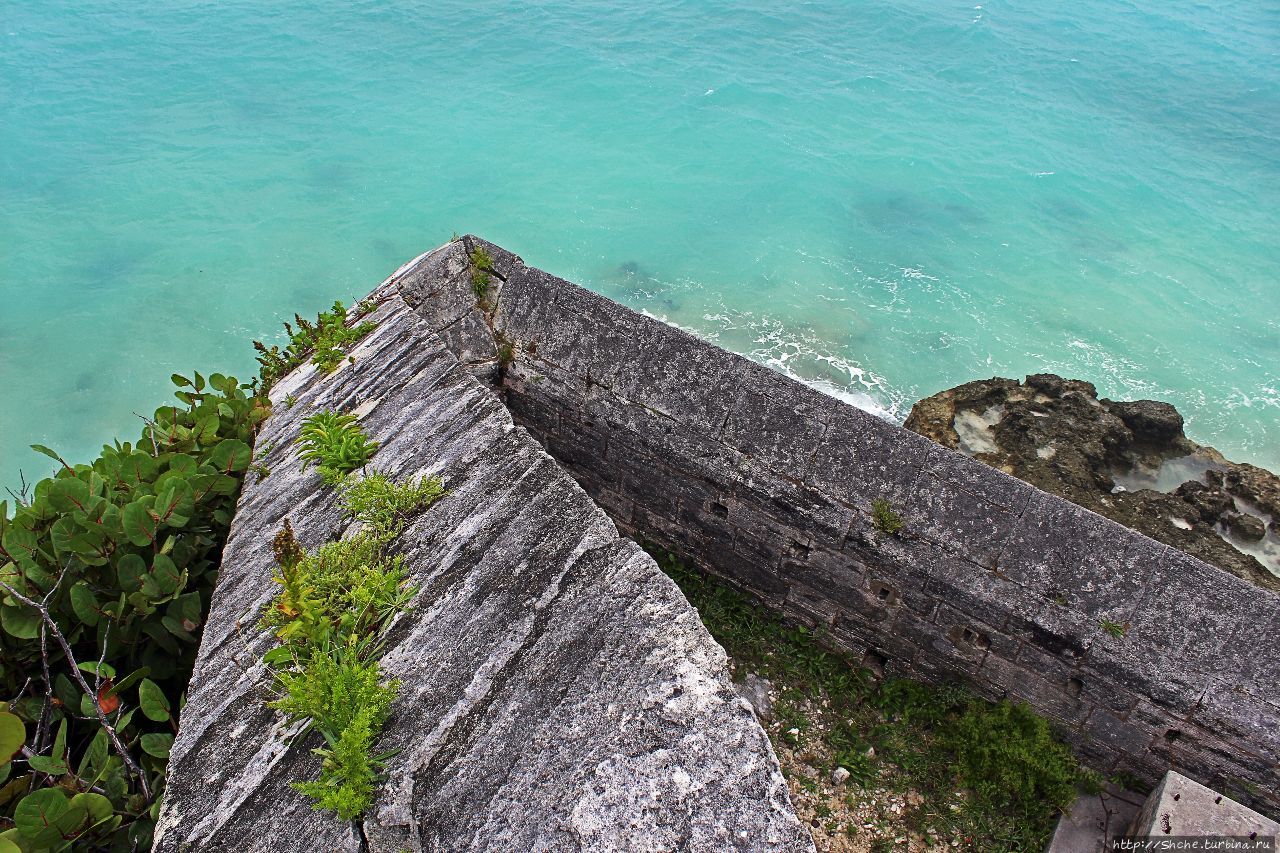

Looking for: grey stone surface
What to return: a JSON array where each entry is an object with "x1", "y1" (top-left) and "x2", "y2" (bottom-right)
[
  {"x1": 1127, "y1": 771, "x2": 1280, "y2": 838},
  {"x1": 737, "y1": 674, "x2": 775, "y2": 723},
  {"x1": 397, "y1": 236, "x2": 1280, "y2": 819},
  {"x1": 155, "y1": 290, "x2": 811, "y2": 850},
  {"x1": 1046, "y1": 785, "x2": 1144, "y2": 853}
]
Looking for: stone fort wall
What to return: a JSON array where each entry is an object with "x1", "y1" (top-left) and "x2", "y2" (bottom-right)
[{"x1": 394, "y1": 236, "x2": 1279, "y2": 816}]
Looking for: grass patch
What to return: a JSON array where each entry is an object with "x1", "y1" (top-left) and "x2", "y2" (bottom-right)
[
  {"x1": 339, "y1": 470, "x2": 445, "y2": 535},
  {"x1": 469, "y1": 247, "x2": 495, "y2": 306},
  {"x1": 652, "y1": 548, "x2": 1096, "y2": 852},
  {"x1": 871, "y1": 497, "x2": 905, "y2": 535}
]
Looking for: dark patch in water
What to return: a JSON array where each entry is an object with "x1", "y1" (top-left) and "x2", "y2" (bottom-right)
[
  {"x1": 80, "y1": 243, "x2": 155, "y2": 292},
  {"x1": 73, "y1": 371, "x2": 98, "y2": 393}
]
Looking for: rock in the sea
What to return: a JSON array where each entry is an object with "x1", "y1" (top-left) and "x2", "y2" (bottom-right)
[
  {"x1": 1226, "y1": 512, "x2": 1267, "y2": 543},
  {"x1": 1109, "y1": 399, "x2": 1185, "y2": 444},
  {"x1": 155, "y1": 284, "x2": 812, "y2": 851},
  {"x1": 904, "y1": 374, "x2": 1280, "y2": 591}
]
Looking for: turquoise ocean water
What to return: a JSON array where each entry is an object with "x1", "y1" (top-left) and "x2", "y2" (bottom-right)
[{"x1": 2, "y1": 1, "x2": 1277, "y2": 492}]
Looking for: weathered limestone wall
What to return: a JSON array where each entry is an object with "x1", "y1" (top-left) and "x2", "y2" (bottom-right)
[
  {"x1": 399, "y1": 237, "x2": 1280, "y2": 817},
  {"x1": 156, "y1": 278, "x2": 812, "y2": 851}
]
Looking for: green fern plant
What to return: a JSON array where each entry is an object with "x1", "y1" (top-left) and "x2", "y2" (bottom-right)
[
  {"x1": 269, "y1": 642, "x2": 398, "y2": 820},
  {"x1": 296, "y1": 411, "x2": 379, "y2": 484},
  {"x1": 259, "y1": 465, "x2": 446, "y2": 822},
  {"x1": 253, "y1": 301, "x2": 376, "y2": 392}
]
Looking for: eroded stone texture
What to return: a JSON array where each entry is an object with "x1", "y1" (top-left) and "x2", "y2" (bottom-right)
[
  {"x1": 155, "y1": 283, "x2": 811, "y2": 851},
  {"x1": 1127, "y1": 771, "x2": 1280, "y2": 838},
  {"x1": 903, "y1": 373, "x2": 1280, "y2": 590},
  {"x1": 397, "y1": 237, "x2": 1280, "y2": 819}
]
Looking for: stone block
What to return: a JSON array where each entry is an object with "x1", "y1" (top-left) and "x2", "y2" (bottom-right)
[
  {"x1": 394, "y1": 240, "x2": 475, "y2": 332},
  {"x1": 808, "y1": 404, "x2": 931, "y2": 509},
  {"x1": 1127, "y1": 771, "x2": 1279, "y2": 839},
  {"x1": 980, "y1": 653, "x2": 1090, "y2": 728},
  {"x1": 902, "y1": 453, "x2": 1034, "y2": 569},
  {"x1": 721, "y1": 359, "x2": 836, "y2": 479}
]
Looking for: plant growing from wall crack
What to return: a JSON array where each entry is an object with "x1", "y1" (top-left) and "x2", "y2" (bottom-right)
[
  {"x1": 469, "y1": 247, "x2": 496, "y2": 308},
  {"x1": 253, "y1": 301, "x2": 377, "y2": 393},
  {"x1": 871, "y1": 498, "x2": 905, "y2": 536},
  {"x1": 296, "y1": 412, "x2": 380, "y2": 485},
  {"x1": 260, "y1": 460, "x2": 443, "y2": 821}
]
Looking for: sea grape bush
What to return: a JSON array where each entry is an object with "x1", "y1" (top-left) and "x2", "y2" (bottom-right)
[
  {"x1": 0, "y1": 372, "x2": 266, "y2": 851},
  {"x1": 0, "y1": 299, "x2": 378, "y2": 850}
]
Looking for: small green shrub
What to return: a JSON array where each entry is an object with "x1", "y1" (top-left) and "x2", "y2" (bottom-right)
[
  {"x1": 871, "y1": 497, "x2": 905, "y2": 535},
  {"x1": 469, "y1": 247, "x2": 495, "y2": 305},
  {"x1": 253, "y1": 301, "x2": 376, "y2": 392},
  {"x1": 296, "y1": 412, "x2": 379, "y2": 485},
  {"x1": 946, "y1": 699, "x2": 1098, "y2": 816},
  {"x1": 260, "y1": 462, "x2": 438, "y2": 820},
  {"x1": 339, "y1": 471, "x2": 444, "y2": 535},
  {"x1": 270, "y1": 644, "x2": 398, "y2": 821}
]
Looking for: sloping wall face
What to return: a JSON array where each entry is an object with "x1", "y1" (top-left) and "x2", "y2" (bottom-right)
[
  {"x1": 156, "y1": 280, "x2": 812, "y2": 851},
  {"x1": 399, "y1": 237, "x2": 1280, "y2": 817}
]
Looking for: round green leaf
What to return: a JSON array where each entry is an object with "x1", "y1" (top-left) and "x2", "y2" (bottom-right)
[
  {"x1": 26, "y1": 754, "x2": 68, "y2": 775},
  {"x1": 137, "y1": 679, "x2": 170, "y2": 722},
  {"x1": 0, "y1": 605, "x2": 39, "y2": 641},
  {"x1": 69, "y1": 583, "x2": 101, "y2": 627},
  {"x1": 121, "y1": 499, "x2": 159, "y2": 547},
  {"x1": 142, "y1": 554, "x2": 183, "y2": 598},
  {"x1": 0, "y1": 712, "x2": 24, "y2": 763},
  {"x1": 208, "y1": 439, "x2": 251, "y2": 474},
  {"x1": 14, "y1": 787, "x2": 71, "y2": 843},
  {"x1": 139, "y1": 732, "x2": 172, "y2": 759},
  {"x1": 46, "y1": 478, "x2": 90, "y2": 513},
  {"x1": 76, "y1": 660, "x2": 115, "y2": 679},
  {"x1": 117, "y1": 451, "x2": 157, "y2": 487},
  {"x1": 1, "y1": 526, "x2": 39, "y2": 566},
  {"x1": 154, "y1": 480, "x2": 194, "y2": 528},
  {"x1": 115, "y1": 554, "x2": 147, "y2": 593},
  {"x1": 69, "y1": 792, "x2": 113, "y2": 825}
]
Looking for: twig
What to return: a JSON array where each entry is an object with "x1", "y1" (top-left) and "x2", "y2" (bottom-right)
[
  {"x1": 0, "y1": 580, "x2": 152, "y2": 802},
  {"x1": 133, "y1": 412, "x2": 161, "y2": 457},
  {"x1": 5, "y1": 470, "x2": 32, "y2": 506},
  {"x1": 31, "y1": 566, "x2": 67, "y2": 760}
]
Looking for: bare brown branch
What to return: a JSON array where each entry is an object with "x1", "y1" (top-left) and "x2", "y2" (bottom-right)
[{"x1": 0, "y1": 580, "x2": 152, "y2": 802}]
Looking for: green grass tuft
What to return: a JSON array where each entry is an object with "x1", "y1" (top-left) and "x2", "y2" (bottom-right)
[
  {"x1": 339, "y1": 469, "x2": 444, "y2": 535},
  {"x1": 871, "y1": 497, "x2": 905, "y2": 535},
  {"x1": 651, "y1": 548, "x2": 1096, "y2": 851},
  {"x1": 469, "y1": 247, "x2": 495, "y2": 305}
]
